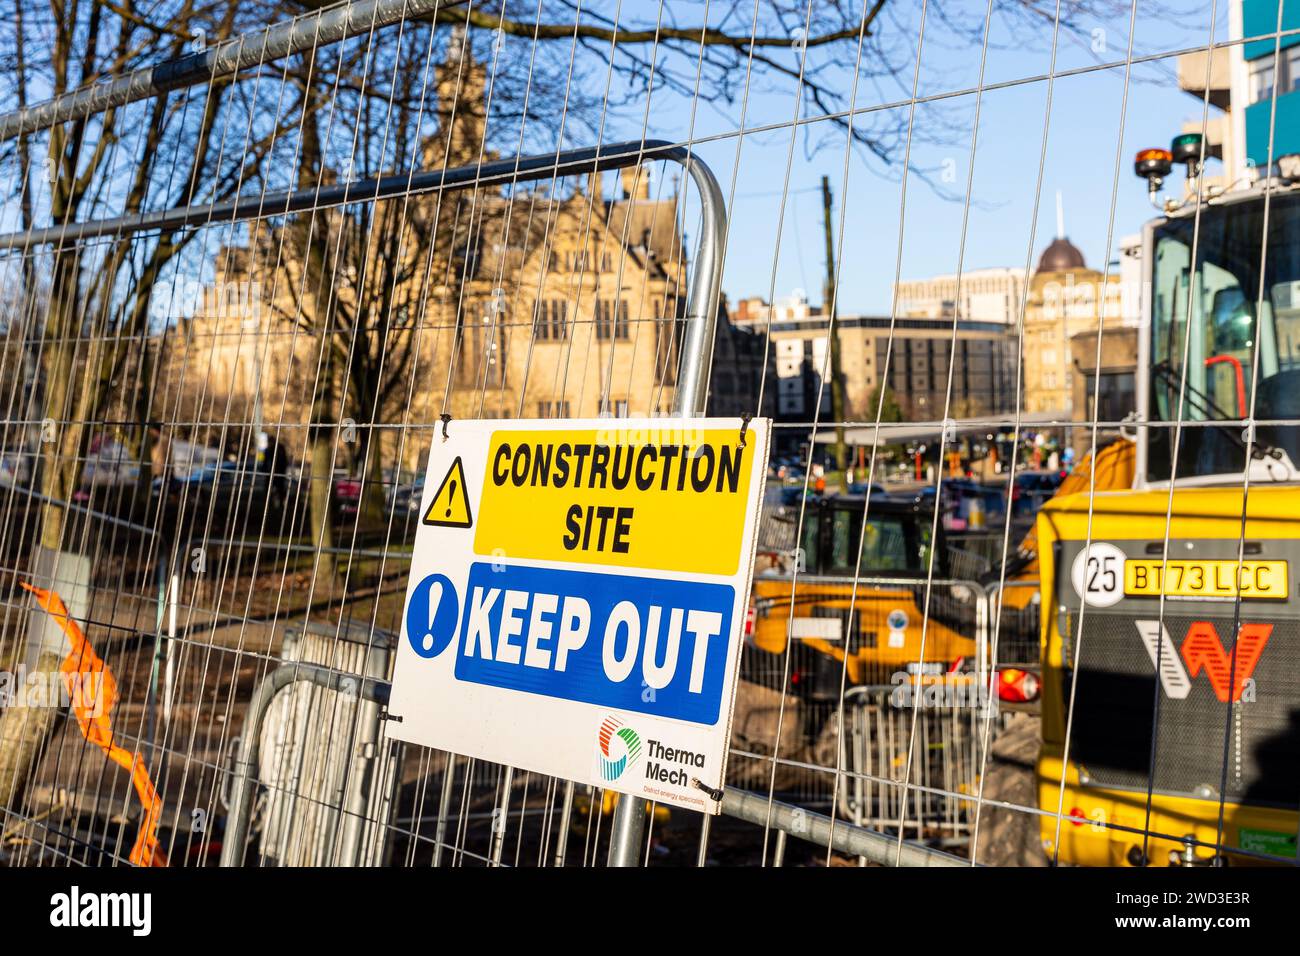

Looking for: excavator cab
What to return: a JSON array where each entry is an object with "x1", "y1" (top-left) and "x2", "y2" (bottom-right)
[{"x1": 1037, "y1": 179, "x2": 1300, "y2": 866}]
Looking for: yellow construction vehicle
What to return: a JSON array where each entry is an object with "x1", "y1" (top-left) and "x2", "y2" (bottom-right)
[
  {"x1": 737, "y1": 493, "x2": 991, "y2": 802},
  {"x1": 748, "y1": 495, "x2": 979, "y2": 696},
  {"x1": 1035, "y1": 136, "x2": 1300, "y2": 866}
]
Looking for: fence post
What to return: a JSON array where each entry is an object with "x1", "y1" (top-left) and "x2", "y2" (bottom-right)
[
  {"x1": 606, "y1": 149, "x2": 727, "y2": 867},
  {"x1": 975, "y1": 583, "x2": 991, "y2": 693}
]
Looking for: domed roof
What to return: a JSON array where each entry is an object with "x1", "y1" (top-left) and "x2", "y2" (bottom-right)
[{"x1": 1037, "y1": 237, "x2": 1086, "y2": 273}]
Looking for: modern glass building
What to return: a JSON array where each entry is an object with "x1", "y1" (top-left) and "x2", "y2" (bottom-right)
[{"x1": 1242, "y1": 0, "x2": 1300, "y2": 169}]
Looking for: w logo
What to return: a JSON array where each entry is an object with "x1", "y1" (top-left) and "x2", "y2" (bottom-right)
[{"x1": 1135, "y1": 620, "x2": 1272, "y2": 703}]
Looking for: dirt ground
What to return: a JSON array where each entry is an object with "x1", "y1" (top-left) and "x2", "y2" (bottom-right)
[{"x1": 972, "y1": 713, "x2": 1048, "y2": 866}]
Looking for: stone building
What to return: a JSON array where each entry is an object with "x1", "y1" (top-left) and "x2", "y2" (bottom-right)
[
  {"x1": 893, "y1": 267, "x2": 1025, "y2": 324},
  {"x1": 160, "y1": 35, "x2": 760, "y2": 473},
  {"x1": 1069, "y1": 325, "x2": 1139, "y2": 453},
  {"x1": 1021, "y1": 234, "x2": 1127, "y2": 416},
  {"x1": 758, "y1": 311, "x2": 1017, "y2": 427}
]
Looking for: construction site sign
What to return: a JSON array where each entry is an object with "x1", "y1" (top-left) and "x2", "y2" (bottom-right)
[{"x1": 387, "y1": 417, "x2": 771, "y2": 813}]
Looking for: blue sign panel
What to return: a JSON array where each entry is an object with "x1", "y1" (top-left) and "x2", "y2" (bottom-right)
[{"x1": 406, "y1": 562, "x2": 734, "y2": 725}]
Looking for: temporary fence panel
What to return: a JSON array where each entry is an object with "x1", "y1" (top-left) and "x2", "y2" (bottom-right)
[
  {"x1": 254, "y1": 619, "x2": 399, "y2": 866},
  {"x1": 0, "y1": 0, "x2": 1297, "y2": 870}
]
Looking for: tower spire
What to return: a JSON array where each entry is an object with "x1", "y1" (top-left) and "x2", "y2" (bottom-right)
[{"x1": 1056, "y1": 189, "x2": 1065, "y2": 240}]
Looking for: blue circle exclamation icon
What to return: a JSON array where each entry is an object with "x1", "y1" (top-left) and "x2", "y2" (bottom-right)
[{"x1": 406, "y1": 573, "x2": 460, "y2": 659}]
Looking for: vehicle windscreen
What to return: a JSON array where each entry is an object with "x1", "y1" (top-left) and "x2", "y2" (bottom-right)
[
  {"x1": 824, "y1": 508, "x2": 931, "y2": 576},
  {"x1": 1147, "y1": 191, "x2": 1300, "y2": 483}
]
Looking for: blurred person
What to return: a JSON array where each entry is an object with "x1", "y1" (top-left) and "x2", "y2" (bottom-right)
[
  {"x1": 148, "y1": 425, "x2": 172, "y2": 483},
  {"x1": 262, "y1": 432, "x2": 291, "y2": 506}
]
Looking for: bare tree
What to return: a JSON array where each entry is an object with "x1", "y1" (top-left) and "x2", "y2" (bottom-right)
[{"x1": 0, "y1": 0, "x2": 285, "y2": 823}]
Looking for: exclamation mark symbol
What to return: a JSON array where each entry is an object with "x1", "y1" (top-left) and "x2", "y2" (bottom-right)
[{"x1": 426, "y1": 457, "x2": 471, "y2": 528}]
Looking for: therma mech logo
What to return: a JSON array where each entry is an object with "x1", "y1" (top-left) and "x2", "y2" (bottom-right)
[{"x1": 597, "y1": 715, "x2": 642, "y2": 781}]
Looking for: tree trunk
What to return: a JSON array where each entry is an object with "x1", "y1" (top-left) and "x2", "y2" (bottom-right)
[
  {"x1": 358, "y1": 427, "x2": 387, "y2": 533},
  {"x1": 308, "y1": 424, "x2": 337, "y2": 588},
  {"x1": 37, "y1": 254, "x2": 87, "y2": 551},
  {"x1": 0, "y1": 651, "x2": 63, "y2": 822}
]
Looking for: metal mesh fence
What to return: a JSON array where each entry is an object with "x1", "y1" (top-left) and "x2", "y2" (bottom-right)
[{"x1": 1, "y1": 0, "x2": 1298, "y2": 869}]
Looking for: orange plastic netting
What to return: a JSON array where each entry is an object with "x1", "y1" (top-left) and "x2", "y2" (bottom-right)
[{"x1": 22, "y1": 582, "x2": 167, "y2": 867}]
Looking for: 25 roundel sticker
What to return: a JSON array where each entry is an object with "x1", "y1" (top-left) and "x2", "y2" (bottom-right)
[{"x1": 1071, "y1": 542, "x2": 1125, "y2": 608}]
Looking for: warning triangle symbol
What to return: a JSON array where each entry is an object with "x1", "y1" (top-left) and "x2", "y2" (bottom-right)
[{"x1": 423, "y1": 456, "x2": 473, "y2": 529}]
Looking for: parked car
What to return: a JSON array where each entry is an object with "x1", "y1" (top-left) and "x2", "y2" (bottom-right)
[
  {"x1": 1012, "y1": 470, "x2": 1065, "y2": 517},
  {"x1": 171, "y1": 458, "x2": 270, "y2": 497},
  {"x1": 333, "y1": 472, "x2": 363, "y2": 518},
  {"x1": 389, "y1": 474, "x2": 425, "y2": 515},
  {"x1": 912, "y1": 480, "x2": 1008, "y2": 532},
  {"x1": 845, "y1": 480, "x2": 889, "y2": 497},
  {"x1": 0, "y1": 447, "x2": 34, "y2": 488},
  {"x1": 79, "y1": 436, "x2": 141, "y2": 491},
  {"x1": 381, "y1": 468, "x2": 419, "y2": 506}
]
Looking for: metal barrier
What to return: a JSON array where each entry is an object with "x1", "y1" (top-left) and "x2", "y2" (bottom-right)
[
  {"x1": 253, "y1": 620, "x2": 399, "y2": 866},
  {"x1": 4, "y1": 0, "x2": 1291, "y2": 872},
  {"x1": 836, "y1": 685, "x2": 990, "y2": 845},
  {"x1": 220, "y1": 661, "x2": 972, "y2": 868}
]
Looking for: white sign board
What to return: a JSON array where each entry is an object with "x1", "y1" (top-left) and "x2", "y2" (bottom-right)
[{"x1": 387, "y1": 417, "x2": 770, "y2": 813}]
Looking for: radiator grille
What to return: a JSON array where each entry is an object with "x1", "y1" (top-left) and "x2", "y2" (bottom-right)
[{"x1": 1069, "y1": 612, "x2": 1300, "y2": 807}]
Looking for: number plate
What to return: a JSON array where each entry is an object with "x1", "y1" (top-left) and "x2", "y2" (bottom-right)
[{"x1": 1123, "y1": 559, "x2": 1289, "y2": 600}]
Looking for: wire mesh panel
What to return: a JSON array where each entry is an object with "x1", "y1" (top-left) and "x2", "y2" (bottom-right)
[{"x1": 0, "y1": 0, "x2": 1298, "y2": 871}]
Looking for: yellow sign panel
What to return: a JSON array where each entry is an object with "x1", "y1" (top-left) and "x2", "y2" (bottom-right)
[
  {"x1": 423, "y1": 456, "x2": 474, "y2": 529},
  {"x1": 1123, "y1": 559, "x2": 1289, "y2": 600},
  {"x1": 474, "y1": 427, "x2": 757, "y2": 575}
]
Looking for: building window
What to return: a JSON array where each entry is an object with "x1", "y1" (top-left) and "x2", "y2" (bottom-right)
[
  {"x1": 1250, "y1": 54, "x2": 1276, "y2": 105},
  {"x1": 538, "y1": 400, "x2": 572, "y2": 417},
  {"x1": 534, "y1": 300, "x2": 568, "y2": 341},
  {"x1": 1085, "y1": 371, "x2": 1135, "y2": 424},
  {"x1": 1043, "y1": 371, "x2": 1057, "y2": 389},
  {"x1": 595, "y1": 299, "x2": 630, "y2": 340},
  {"x1": 595, "y1": 300, "x2": 612, "y2": 340},
  {"x1": 1250, "y1": 48, "x2": 1300, "y2": 101},
  {"x1": 487, "y1": 323, "x2": 508, "y2": 389}
]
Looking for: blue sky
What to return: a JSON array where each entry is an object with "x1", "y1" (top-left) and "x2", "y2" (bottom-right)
[
  {"x1": 584, "y1": 1, "x2": 1237, "y2": 314},
  {"x1": 0, "y1": 0, "x2": 1243, "y2": 320}
]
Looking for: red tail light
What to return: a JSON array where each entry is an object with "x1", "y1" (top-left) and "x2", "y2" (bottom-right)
[{"x1": 996, "y1": 667, "x2": 1040, "y2": 702}]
